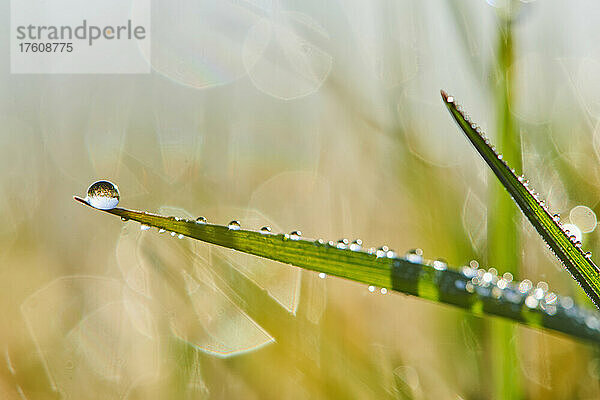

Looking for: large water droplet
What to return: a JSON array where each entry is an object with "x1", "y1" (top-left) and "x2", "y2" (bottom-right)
[
  {"x1": 85, "y1": 180, "x2": 120, "y2": 210},
  {"x1": 259, "y1": 226, "x2": 272, "y2": 234},
  {"x1": 228, "y1": 220, "x2": 241, "y2": 230},
  {"x1": 158, "y1": 228, "x2": 166, "y2": 233},
  {"x1": 140, "y1": 224, "x2": 150, "y2": 231},
  {"x1": 196, "y1": 216, "x2": 207, "y2": 224}
]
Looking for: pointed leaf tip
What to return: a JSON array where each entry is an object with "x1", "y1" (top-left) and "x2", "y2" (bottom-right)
[
  {"x1": 73, "y1": 196, "x2": 87, "y2": 205},
  {"x1": 440, "y1": 90, "x2": 449, "y2": 101}
]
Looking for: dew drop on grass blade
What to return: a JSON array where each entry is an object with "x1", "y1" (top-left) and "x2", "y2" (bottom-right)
[{"x1": 440, "y1": 90, "x2": 600, "y2": 309}]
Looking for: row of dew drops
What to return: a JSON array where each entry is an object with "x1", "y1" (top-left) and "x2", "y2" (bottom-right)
[
  {"x1": 143, "y1": 214, "x2": 600, "y2": 329},
  {"x1": 447, "y1": 94, "x2": 593, "y2": 261},
  {"x1": 85, "y1": 179, "x2": 600, "y2": 331},
  {"x1": 445, "y1": 94, "x2": 600, "y2": 329}
]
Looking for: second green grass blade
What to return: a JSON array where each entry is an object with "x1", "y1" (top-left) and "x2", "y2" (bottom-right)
[{"x1": 441, "y1": 90, "x2": 600, "y2": 309}]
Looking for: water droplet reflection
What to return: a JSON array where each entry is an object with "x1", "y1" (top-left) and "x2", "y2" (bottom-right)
[{"x1": 85, "y1": 180, "x2": 120, "y2": 210}]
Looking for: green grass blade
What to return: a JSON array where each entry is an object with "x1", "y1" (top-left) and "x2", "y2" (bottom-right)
[
  {"x1": 441, "y1": 90, "x2": 600, "y2": 309},
  {"x1": 489, "y1": 18, "x2": 522, "y2": 400},
  {"x1": 74, "y1": 196, "x2": 600, "y2": 343}
]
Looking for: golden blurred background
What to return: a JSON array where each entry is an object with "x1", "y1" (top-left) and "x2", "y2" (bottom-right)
[{"x1": 3, "y1": 0, "x2": 600, "y2": 398}]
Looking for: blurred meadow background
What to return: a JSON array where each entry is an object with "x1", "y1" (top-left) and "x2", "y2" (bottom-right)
[{"x1": 3, "y1": 0, "x2": 600, "y2": 398}]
